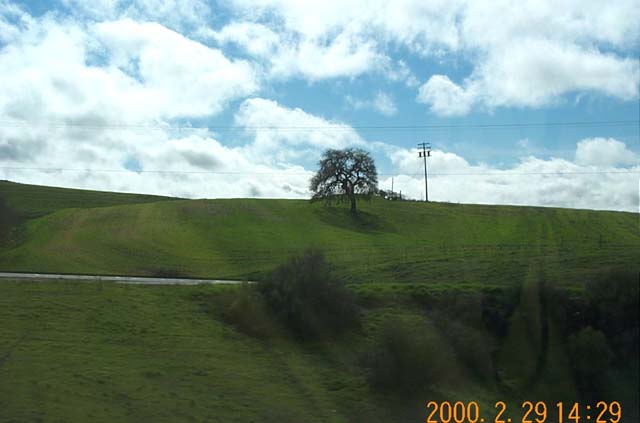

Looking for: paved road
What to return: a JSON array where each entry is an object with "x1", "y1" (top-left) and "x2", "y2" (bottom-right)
[{"x1": 0, "y1": 272, "x2": 249, "y2": 285}]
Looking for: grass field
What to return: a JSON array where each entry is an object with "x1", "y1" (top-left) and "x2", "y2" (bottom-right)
[
  {"x1": 0, "y1": 280, "x2": 497, "y2": 423},
  {"x1": 1, "y1": 180, "x2": 638, "y2": 286},
  {"x1": 0, "y1": 181, "x2": 637, "y2": 422},
  {"x1": 0, "y1": 180, "x2": 179, "y2": 218},
  {"x1": 1, "y1": 276, "x2": 637, "y2": 423}
]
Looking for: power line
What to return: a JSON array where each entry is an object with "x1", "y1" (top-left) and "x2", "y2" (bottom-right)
[
  {"x1": 0, "y1": 119, "x2": 637, "y2": 132},
  {"x1": 0, "y1": 166, "x2": 638, "y2": 176}
]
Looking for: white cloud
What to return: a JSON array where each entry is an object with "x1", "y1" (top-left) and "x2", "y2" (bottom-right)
[
  {"x1": 383, "y1": 59, "x2": 419, "y2": 87},
  {"x1": 214, "y1": 0, "x2": 459, "y2": 80},
  {"x1": 0, "y1": 95, "x2": 368, "y2": 200},
  {"x1": 0, "y1": 0, "x2": 32, "y2": 44},
  {"x1": 220, "y1": 0, "x2": 639, "y2": 111},
  {"x1": 380, "y1": 139, "x2": 639, "y2": 211},
  {"x1": 372, "y1": 92, "x2": 397, "y2": 116},
  {"x1": 210, "y1": 22, "x2": 280, "y2": 58},
  {"x1": 460, "y1": 0, "x2": 639, "y2": 52},
  {"x1": 0, "y1": 94, "x2": 362, "y2": 200},
  {"x1": 61, "y1": 0, "x2": 211, "y2": 31},
  {"x1": 273, "y1": 31, "x2": 381, "y2": 80},
  {"x1": 0, "y1": 108, "x2": 316, "y2": 200},
  {"x1": 2, "y1": 104, "x2": 637, "y2": 210},
  {"x1": 226, "y1": 0, "x2": 463, "y2": 51},
  {"x1": 0, "y1": 129, "x2": 314, "y2": 200},
  {"x1": 477, "y1": 39, "x2": 639, "y2": 109},
  {"x1": 425, "y1": 1, "x2": 640, "y2": 114},
  {"x1": 418, "y1": 41, "x2": 640, "y2": 115},
  {"x1": 0, "y1": 10, "x2": 356, "y2": 201},
  {"x1": 575, "y1": 138, "x2": 637, "y2": 167},
  {"x1": 212, "y1": 20, "x2": 383, "y2": 80},
  {"x1": 94, "y1": 19, "x2": 259, "y2": 118},
  {"x1": 346, "y1": 91, "x2": 397, "y2": 116},
  {"x1": 0, "y1": 14, "x2": 288, "y2": 200},
  {"x1": 235, "y1": 98, "x2": 364, "y2": 164},
  {"x1": 387, "y1": 146, "x2": 472, "y2": 175},
  {"x1": 0, "y1": 2, "x2": 638, "y2": 211},
  {"x1": 0, "y1": 17, "x2": 258, "y2": 125},
  {"x1": 59, "y1": 0, "x2": 120, "y2": 20},
  {"x1": 417, "y1": 75, "x2": 475, "y2": 116}
]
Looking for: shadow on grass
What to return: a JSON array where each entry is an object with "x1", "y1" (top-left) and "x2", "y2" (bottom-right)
[
  {"x1": 313, "y1": 205, "x2": 395, "y2": 234},
  {"x1": 0, "y1": 194, "x2": 27, "y2": 248}
]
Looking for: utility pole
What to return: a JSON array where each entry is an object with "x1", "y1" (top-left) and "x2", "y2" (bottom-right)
[{"x1": 417, "y1": 142, "x2": 431, "y2": 202}]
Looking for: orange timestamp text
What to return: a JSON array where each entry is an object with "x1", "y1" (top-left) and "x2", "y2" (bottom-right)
[{"x1": 425, "y1": 400, "x2": 622, "y2": 423}]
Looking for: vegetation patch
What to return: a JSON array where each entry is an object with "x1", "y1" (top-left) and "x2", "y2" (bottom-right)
[
  {"x1": 259, "y1": 250, "x2": 360, "y2": 340},
  {"x1": 0, "y1": 182, "x2": 638, "y2": 421},
  {"x1": 364, "y1": 319, "x2": 448, "y2": 393},
  {"x1": 196, "y1": 283, "x2": 279, "y2": 339},
  {"x1": 2, "y1": 181, "x2": 638, "y2": 285}
]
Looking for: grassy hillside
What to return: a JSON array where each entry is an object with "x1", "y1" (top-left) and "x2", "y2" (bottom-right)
[
  {"x1": 0, "y1": 280, "x2": 502, "y2": 423},
  {"x1": 0, "y1": 180, "x2": 178, "y2": 218},
  {"x1": 0, "y1": 275, "x2": 637, "y2": 423},
  {"x1": 0, "y1": 182, "x2": 637, "y2": 422},
  {"x1": 0, "y1": 182, "x2": 638, "y2": 286}
]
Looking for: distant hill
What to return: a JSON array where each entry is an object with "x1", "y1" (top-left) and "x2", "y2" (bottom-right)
[
  {"x1": 0, "y1": 181, "x2": 637, "y2": 422},
  {"x1": 0, "y1": 181, "x2": 637, "y2": 285},
  {"x1": 0, "y1": 180, "x2": 179, "y2": 218}
]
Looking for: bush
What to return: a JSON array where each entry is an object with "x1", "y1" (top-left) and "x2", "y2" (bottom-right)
[
  {"x1": 196, "y1": 284, "x2": 277, "y2": 339},
  {"x1": 0, "y1": 195, "x2": 23, "y2": 246},
  {"x1": 480, "y1": 287, "x2": 520, "y2": 338},
  {"x1": 546, "y1": 272, "x2": 638, "y2": 361},
  {"x1": 545, "y1": 286, "x2": 592, "y2": 338},
  {"x1": 222, "y1": 283, "x2": 277, "y2": 339},
  {"x1": 365, "y1": 320, "x2": 445, "y2": 393},
  {"x1": 567, "y1": 326, "x2": 613, "y2": 399},
  {"x1": 259, "y1": 250, "x2": 359, "y2": 340},
  {"x1": 434, "y1": 316, "x2": 495, "y2": 382},
  {"x1": 585, "y1": 270, "x2": 639, "y2": 353}
]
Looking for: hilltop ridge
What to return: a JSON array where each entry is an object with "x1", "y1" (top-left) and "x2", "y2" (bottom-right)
[{"x1": 1, "y1": 181, "x2": 637, "y2": 285}]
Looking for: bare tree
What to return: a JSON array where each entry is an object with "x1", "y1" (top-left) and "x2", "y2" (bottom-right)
[{"x1": 310, "y1": 148, "x2": 378, "y2": 215}]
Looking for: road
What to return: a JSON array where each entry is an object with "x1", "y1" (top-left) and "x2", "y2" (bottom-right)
[{"x1": 0, "y1": 272, "x2": 249, "y2": 285}]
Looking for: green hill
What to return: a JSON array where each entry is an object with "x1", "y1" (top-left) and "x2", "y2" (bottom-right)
[
  {"x1": 0, "y1": 182, "x2": 638, "y2": 422},
  {"x1": 0, "y1": 181, "x2": 638, "y2": 286},
  {"x1": 0, "y1": 180, "x2": 179, "y2": 218}
]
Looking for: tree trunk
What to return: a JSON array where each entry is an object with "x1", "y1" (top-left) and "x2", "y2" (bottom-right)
[{"x1": 350, "y1": 195, "x2": 357, "y2": 215}]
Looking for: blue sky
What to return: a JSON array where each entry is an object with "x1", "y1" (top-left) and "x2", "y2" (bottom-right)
[{"x1": 0, "y1": 0, "x2": 638, "y2": 210}]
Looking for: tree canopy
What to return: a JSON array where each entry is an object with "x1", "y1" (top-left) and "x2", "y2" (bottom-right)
[{"x1": 309, "y1": 148, "x2": 378, "y2": 215}]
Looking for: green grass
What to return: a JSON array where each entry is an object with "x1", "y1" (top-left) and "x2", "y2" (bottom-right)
[
  {"x1": 0, "y1": 180, "x2": 178, "y2": 218},
  {"x1": 0, "y1": 280, "x2": 493, "y2": 423},
  {"x1": 0, "y1": 279, "x2": 636, "y2": 423},
  {"x1": 1, "y1": 182, "x2": 638, "y2": 286},
  {"x1": 0, "y1": 182, "x2": 637, "y2": 422}
]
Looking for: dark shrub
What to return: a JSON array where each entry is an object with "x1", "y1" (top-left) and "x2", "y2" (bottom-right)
[
  {"x1": 434, "y1": 316, "x2": 495, "y2": 381},
  {"x1": 0, "y1": 195, "x2": 23, "y2": 246},
  {"x1": 259, "y1": 250, "x2": 359, "y2": 340},
  {"x1": 481, "y1": 287, "x2": 520, "y2": 338},
  {"x1": 567, "y1": 326, "x2": 613, "y2": 400},
  {"x1": 546, "y1": 271, "x2": 638, "y2": 362},
  {"x1": 545, "y1": 286, "x2": 592, "y2": 337},
  {"x1": 585, "y1": 270, "x2": 639, "y2": 357},
  {"x1": 365, "y1": 320, "x2": 445, "y2": 393},
  {"x1": 197, "y1": 283, "x2": 277, "y2": 339},
  {"x1": 412, "y1": 290, "x2": 484, "y2": 326},
  {"x1": 222, "y1": 283, "x2": 277, "y2": 339}
]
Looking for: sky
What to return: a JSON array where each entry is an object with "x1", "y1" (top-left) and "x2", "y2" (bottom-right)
[{"x1": 0, "y1": 0, "x2": 638, "y2": 211}]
